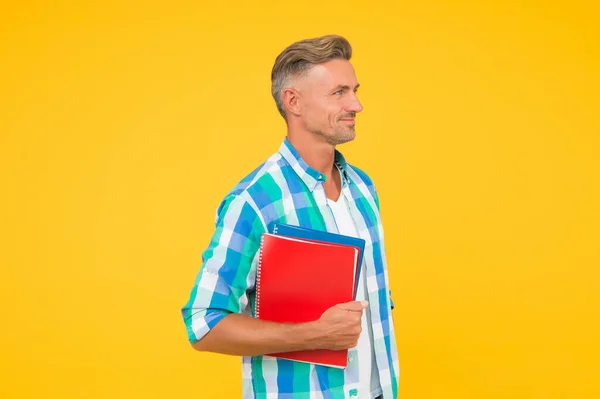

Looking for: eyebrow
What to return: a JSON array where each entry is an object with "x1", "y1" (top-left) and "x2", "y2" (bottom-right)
[{"x1": 333, "y1": 83, "x2": 360, "y2": 92}]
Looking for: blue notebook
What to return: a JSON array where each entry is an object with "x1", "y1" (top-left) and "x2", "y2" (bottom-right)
[{"x1": 271, "y1": 223, "x2": 366, "y2": 299}]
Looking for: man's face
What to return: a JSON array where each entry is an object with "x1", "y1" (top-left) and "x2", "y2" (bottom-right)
[{"x1": 294, "y1": 59, "x2": 363, "y2": 146}]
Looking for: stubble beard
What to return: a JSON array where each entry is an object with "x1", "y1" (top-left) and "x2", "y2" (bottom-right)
[{"x1": 309, "y1": 124, "x2": 356, "y2": 146}]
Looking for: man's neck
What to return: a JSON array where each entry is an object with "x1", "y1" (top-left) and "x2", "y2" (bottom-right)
[{"x1": 286, "y1": 133, "x2": 336, "y2": 179}]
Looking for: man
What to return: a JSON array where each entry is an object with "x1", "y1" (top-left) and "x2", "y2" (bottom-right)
[{"x1": 181, "y1": 34, "x2": 399, "y2": 399}]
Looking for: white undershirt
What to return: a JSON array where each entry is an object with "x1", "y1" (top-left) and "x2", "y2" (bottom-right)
[{"x1": 326, "y1": 171, "x2": 381, "y2": 399}]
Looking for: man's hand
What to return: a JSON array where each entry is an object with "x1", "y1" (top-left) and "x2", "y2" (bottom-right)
[{"x1": 310, "y1": 301, "x2": 367, "y2": 351}]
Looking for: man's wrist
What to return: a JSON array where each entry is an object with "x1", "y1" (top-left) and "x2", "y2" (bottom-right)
[{"x1": 285, "y1": 320, "x2": 323, "y2": 351}]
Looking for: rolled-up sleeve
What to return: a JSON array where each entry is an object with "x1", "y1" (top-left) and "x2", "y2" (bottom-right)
[{"x1": 181, "y1": 194, "x2": 265, "y2": 344}]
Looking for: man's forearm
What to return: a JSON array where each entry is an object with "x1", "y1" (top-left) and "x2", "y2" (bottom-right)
[{"x1": 191, "y1": 313, "x2": 322, "y2": 356}]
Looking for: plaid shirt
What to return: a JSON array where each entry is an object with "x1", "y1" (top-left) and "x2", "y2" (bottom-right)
[{"x1": 181, "y1": 137, "x2": 400, "y2": 398}]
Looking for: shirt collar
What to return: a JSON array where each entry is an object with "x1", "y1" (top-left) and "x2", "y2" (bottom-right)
[{"x1": 278, "y1": 136, "x2": 351, "y2": 192}]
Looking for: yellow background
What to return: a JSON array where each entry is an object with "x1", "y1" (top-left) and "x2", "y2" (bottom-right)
[{"x1": 1, "y1": 0, "x2": 599, "y2": 398}]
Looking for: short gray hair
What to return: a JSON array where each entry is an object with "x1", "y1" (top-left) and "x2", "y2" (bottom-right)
[{"x1": 270, "y1": 35, "x2": 353, "y2": 119}]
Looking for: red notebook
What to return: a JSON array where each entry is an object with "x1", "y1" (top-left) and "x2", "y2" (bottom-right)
[{"x1": 254, "y1": 233, "x2": 360, "y2": 368}]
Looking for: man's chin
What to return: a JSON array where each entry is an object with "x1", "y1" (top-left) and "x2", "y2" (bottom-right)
[
  {"x1": 331, "y1": 133, "x2": 355, "y2": 146},
  {"x1": 310, "y1": 128, "x2": 356, "y2": 146},
  {"x1": 338, "y1": 129, "x2": 356, "y2": 143}
]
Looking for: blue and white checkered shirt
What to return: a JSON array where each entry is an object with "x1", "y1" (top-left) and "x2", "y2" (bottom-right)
[{"x1": 181, "y1": 137, "x2": 400, "y2": 398}]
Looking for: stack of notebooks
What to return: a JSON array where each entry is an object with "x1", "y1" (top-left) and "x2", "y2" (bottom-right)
[{"x1": 254, "y1": 223, "x2": 366, "y2": 368}]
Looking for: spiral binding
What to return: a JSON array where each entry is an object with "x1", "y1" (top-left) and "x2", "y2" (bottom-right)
[{"x1": 255, "y1": 234, "x2": 266, "y2": 318}]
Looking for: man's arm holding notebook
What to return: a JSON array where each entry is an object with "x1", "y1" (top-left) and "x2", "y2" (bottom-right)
[
  {"x1": 193, "y1": 300, "x2": 367, "y2": 356},
  {"x1": 181, "y1": 194, "x2": 365, "y2": 357}
]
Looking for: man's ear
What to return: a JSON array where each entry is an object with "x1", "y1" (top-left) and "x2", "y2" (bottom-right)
[{"x1": 282, "y1": 88, "x2": 302, "y2": 117}]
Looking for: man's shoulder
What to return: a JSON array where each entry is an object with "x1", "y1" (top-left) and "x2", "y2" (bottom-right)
[
  {"x1": 345, "y1": 162, "x2": 382, "y2": 210},
  {"x1": 230, "y1": 153, "x2": 285, "y2": 195},
  {"x1": 346, "y1": 162, "x2": 376, "y2": 188},
  {"x1": 215, "y1": 151, "x2": 286, "y2": 210}
]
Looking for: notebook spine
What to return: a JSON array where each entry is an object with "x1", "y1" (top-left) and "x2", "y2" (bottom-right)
[{"x1": 255, "y1": 234, "x2": 265, "y2": 318}]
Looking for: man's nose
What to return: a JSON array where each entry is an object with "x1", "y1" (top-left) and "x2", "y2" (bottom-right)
[{"x1": 347, "y1": 93, "x2": 363, "y2": 113}]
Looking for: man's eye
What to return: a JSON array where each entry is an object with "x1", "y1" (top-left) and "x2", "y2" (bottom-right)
[{"x1": 334, "y1": 90, "x2": 343, "y2": 95}]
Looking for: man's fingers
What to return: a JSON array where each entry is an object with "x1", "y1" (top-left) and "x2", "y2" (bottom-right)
[{"x1": 337, "y1": 301, "x2": 368, "y2": 312}]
